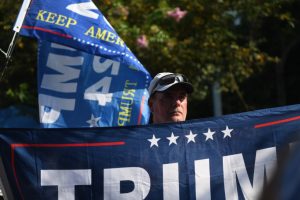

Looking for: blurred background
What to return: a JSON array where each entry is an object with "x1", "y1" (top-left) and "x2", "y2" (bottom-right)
[{"x1": 0, "y1": 0, "x2": 299, "y2": 125}]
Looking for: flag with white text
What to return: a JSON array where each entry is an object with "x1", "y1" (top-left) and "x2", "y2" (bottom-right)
[
  {"x1": 37, "y1": 41, "x2": 150, "y2": 127},
  {"x1": 18, "y1": 0, "x2": 151, "y2": 127},
  {"x1": 0, "y1": 104, "x2": 300, "y2": 199}
]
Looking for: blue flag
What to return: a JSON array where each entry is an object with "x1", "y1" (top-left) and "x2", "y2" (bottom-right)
[
  {"x1": 18, "y1": 0, "x2": 151, "y2": 127},
  {"x1": 37, "y1": 41, "x2": 150, "y2": 127},
  {"x1": 0, "y1": 104, "x2": 300, "y2": 199},
  {"x1": 20, "y1": 0, "x2": 146, "y2": 72}
]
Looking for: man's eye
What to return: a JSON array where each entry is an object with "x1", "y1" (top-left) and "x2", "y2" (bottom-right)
[{"x1": 179, "y1": 94, "x2": 187, "y2": 99}]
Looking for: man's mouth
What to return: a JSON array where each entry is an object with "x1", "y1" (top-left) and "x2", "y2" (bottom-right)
[{"x1": 170, "y1": 110, "x2": 182, "y2": 115}]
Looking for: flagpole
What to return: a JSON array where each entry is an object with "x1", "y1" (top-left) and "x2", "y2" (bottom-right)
[{"x1": 0, "y1": 0, "x2": 32, "y2": 81}]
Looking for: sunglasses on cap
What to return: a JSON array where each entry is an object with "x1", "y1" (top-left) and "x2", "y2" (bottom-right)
[{"x1": 152, "y1": 73, "x2": 189, "y2": 92}]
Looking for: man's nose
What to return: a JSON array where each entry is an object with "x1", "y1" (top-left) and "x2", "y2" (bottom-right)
[{"x1": 173, "y1": 98, "x2": 181, "y2": 106}]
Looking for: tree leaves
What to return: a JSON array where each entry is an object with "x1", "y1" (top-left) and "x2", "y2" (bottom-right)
[{"x1": 0, "y1": 0, "x2": 298, "y2": 116}]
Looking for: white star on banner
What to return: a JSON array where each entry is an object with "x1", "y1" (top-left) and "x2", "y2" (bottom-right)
[
  {"x1": 203, "y1": 128, "x2": 215, "y2": 141},
  {"x1": 148, "y1": 135, "x2": 161, "y2": 148},
  {"x1": 167, "y1": 132, "x2": 179, "y2": 146},
  {"x1": 185, "y1": 130, "x2": 197, "y2": 143},
  {"x1": 222, "y1": 126, "x2": 233, "y2": 138},
  {"x1": 86, "y1": 114, "x2": 101, "y2": 127}
]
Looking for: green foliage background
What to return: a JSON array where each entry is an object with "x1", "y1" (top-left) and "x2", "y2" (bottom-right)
[{"x1": 0, "y1": 0, "x2": 299, "y2": 119}]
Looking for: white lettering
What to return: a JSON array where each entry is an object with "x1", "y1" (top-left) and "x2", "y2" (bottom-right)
[
  {"x1": 39, "y1": 106, "x2": 60, "y2": 124},
  {"x1": 163, "y1": 163, "x2": 179, "y2": 200},
  {"x1": 84, "y1": 77, "x2": 113, "y2": 106},
  {"x1": 223, "y1": 147, "x2": 277, "y2": 200},
  {"x1": 66, "y1": 2, "x2": 99, "y2": 19},
  {"x1": 51, "y1": 43, "x2": 76, "y2": 51},
  {"x1": 41, "y1": 53, "x2": 83, "y2": 93},
  {"x1": 84, "y1": 56, "x2": 120, "y2": 105},
  {"x1": 39, "y1": 94, "x2": 75, "y2": 123},
  {"x1": 103, "y1": 167, "x2": 150, "y2": 200},
  {"x1": 195, "y1": 159, "x2": 211, "y2": 200},
  {"x1": 93, "y1": 56, "x2": 120, "y2": 75},
  {"x1": 41, "y1": 169, "x2": 91, "y2": 200}
]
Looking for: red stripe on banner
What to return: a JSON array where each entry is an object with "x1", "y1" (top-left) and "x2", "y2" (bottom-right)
[
  {"x1": 11, "y1": 147, "x2": 24, "y2": 200},
  {"x1": 138, "y1": 95, "x2": 146, "y2": 125},
  {"x1": 11, "y1": 141, "x2": 125, "y2": 148},
  {"x1": 254, "y1": 115, "x2": 300, "y2": 128},
  {"x1": 11, "y1": 141, "x2": 125, "y2": 199},
  {"x1": 22, "y1": 25, "x2": 73, "y2": 39}
]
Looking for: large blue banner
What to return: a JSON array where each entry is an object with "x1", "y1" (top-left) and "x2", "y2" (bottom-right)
[
  {"x1": 0, "y1": 105, "x2": 300, "y2": 199},
  {"x1": 37, "y1": 41, "x2": 150, "y2": 128}
]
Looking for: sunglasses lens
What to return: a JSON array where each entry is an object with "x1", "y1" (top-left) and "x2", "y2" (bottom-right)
[
  {"x1": 160, "y1": 76, "x2": 176, "y2": 85},
  {"x1": 158, "y1": 74, "x2": 187, "y2": 86},
  {"x1": 151, "y1": 73, "x2": 189, "y2": 95}
]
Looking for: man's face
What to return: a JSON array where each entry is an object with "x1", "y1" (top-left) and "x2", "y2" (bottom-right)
[{"x1": 149, "y1": 85, "x2": 188, "y2": 124}]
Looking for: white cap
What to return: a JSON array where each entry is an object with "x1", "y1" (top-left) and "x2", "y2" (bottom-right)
[{"x1": 148, "y1": 72, "x2": 193, "y2": 96}]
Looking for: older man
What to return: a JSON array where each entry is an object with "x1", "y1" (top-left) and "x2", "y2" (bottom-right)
[{"x1": 148, "y1": 72, "x2": 194, "y2": 124}]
